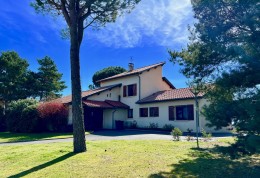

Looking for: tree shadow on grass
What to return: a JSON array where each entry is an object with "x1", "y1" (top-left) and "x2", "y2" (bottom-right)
[
  {"x1": 8, "y1": 152, "x2": 75, "y2": 178},
  {"x1": 149, "y1": 146, "x2": 260, "y2": 178}
]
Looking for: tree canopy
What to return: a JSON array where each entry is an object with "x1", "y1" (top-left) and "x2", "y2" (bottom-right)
[
  {"x1": 0, "y1": 51, "x2": 67, "y2": 105},
  {"x1": 33, "y1": 0, "x2": 141, "y2": 153},
  {"x1": 0, "y1": 51, "x2": 29, "y2": 106},
  {"x1": 37, "y1": 56, "x2": 67, "y2": 101},
  {"x1": 169, "y1": 0, "x2": 260, "y2": 134},
  {"x1": 92, "y1": 66, "x2": 126, "y2": 88}
]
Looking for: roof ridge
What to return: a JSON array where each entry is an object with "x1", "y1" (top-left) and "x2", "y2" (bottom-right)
[
  {"x1": 128, "y1": 61, "x2": 165, "y2": 72},
  {"x1": 97, "y1": 61, "x2": 166, "y2": 83},
  {"x1": 161, "y1": 87, "x2": 191, "y2": 91}
]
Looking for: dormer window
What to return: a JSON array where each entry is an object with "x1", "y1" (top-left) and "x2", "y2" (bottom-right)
[{"x1": 123, "y1": 83, "x2": 137, "y2": 97}]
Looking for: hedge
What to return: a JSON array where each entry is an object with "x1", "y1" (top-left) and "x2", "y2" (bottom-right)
[
  {"x1": 37, "y1": 102, "x2": 68, "y2": 132},
  {"x1": 6, "y1": 99, "x2": 69, "y2": 133}
]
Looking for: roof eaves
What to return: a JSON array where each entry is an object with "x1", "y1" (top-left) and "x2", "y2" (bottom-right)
[
  {"x1": 136, "y1": 96, "x2": 204, "y2": 104},
  {"x1": 63, "y1": 83, "x2": 122, "y2": 104}
]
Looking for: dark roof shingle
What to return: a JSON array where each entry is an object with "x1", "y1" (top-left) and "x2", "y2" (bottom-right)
[{"x1": 83, "y1": 100, "x2": 129, "y2": 109}]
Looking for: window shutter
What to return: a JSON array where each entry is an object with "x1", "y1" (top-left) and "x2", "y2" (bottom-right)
[
  {"x1": 123, "y1": 86, "x2": 127, "y2": 97},
  {"x1": 133, "y1": 84, "x2": 137, "y2": 96},
  {"x1": 188, "y1": 105, "x2": 194, "y2": 120},
  {"x1": 169, "y1": 106, "x2": 174, "y2": 120}
]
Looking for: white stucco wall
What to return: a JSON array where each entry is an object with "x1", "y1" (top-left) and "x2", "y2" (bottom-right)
[
  {"x1": 87, "y1": 87, "x2": 120, "y2": 101},
  {"x1": 100, "y1": 75, "x2": 140, "y2": 110},
  {"x1": 100, "y1": 66, "x2": 172, "y2": 100},
  {"x1": 103, "y1": 109, "x2": 127, "y2": 129},
  {"x1": 131, "y1": 99, "x2": 230, "y2": 133}
]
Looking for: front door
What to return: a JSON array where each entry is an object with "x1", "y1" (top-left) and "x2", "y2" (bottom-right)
[{"x1": 84, "y1": 107, "x2": 103, "y2": 130}]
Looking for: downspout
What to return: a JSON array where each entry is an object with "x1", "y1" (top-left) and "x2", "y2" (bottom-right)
[{"x1": 112, "y1": 109, "x2": 117, "y2": 129}]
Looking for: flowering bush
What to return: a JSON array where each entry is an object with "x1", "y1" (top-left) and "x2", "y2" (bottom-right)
[{"x1": 37, "y1": 102, "x2": 68, "y2": 132}]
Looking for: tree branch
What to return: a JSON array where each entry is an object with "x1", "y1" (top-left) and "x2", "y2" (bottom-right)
[
  {"x1": 60, "y1": 0, "x2": 71, "y2": 26},
  {"x1": 46, "y1": 0, "x2": 62, "y2": 9}
]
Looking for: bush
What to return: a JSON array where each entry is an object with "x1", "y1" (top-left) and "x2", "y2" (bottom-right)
[
  {"x1": 149, "y1": 123, "x2": 158, "y2": 129},
  {"x1": 6, "y1": 99, "x2": 38, "y2": 132},
  {"x1": 163, "y1": 124, "x2": 174, "y2": 131},
  {"x1": 129, "y1": 120, "x2": 137, "y2": 129},
  {"x1": 19, "y1": 105, "x2": 39, "y2": 132},
  {"x1": 187, "y1": 128, "x2": 193, "y2": 134},
  {"x1": 37, "y1": 102, "x2": 68, "y2": 132},
  {"x1": 171, "y1": 127, "x2": 182, "y2": 141},
  {"x1": 201, "y1": 128, "x2": 212, "y2": 140}
]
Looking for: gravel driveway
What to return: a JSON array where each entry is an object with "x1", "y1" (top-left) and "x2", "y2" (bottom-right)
[{"x1": 0, "y1": 130, "x2": 233, "y2": 146}]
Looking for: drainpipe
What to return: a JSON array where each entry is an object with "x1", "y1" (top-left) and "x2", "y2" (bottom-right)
[{"x1": 112, "y1": 109, "x2": 117, "y2": 129}]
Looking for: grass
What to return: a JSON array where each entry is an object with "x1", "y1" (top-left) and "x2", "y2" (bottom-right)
[
  {"x1": 0, "y1": 138, "x2": 259, "y2": 178},
  {"x1": 0, "y1": 132, "x2": 90, "y2": 143}
]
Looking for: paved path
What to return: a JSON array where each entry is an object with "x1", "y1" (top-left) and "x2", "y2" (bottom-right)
[{"x1": 0, "y1": 130, "x2": 233, "y2": 146}]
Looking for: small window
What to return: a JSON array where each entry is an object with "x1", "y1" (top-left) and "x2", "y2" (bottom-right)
[
  {"x1": 176, "y1": 105, "x2": 194, "y2": 120},
  {"x1": 140, "y1": 108, "x2": 148, "y2": 117},
  {"x1": 149, "y1": 107, "x2": 159, "y2": 117},
  {"x1": 128, "y1": 109, "x2": 133, "y2": 118},
  {"x1": 123, "y1": 84, "x2": 137, "y2": 97},
  {"x1": 169, "y1": 106, "x2": 175, "y2": 121}
]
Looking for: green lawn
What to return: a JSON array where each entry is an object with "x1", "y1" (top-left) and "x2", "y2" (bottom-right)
[
  {"x1": 0, "y1": 139, "x2": 259, "y2": 178},
  {"x1": 0, "y1": 132, "x2": 89, "y2": 143}
]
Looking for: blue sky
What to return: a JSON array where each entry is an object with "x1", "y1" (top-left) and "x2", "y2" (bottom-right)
[{"x1": 0, "y1": 0, "x2": 195, "y2": 96}]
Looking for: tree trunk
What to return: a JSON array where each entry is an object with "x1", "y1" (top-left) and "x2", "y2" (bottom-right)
[{"x1": 70, "y1": 18, "x2": 87, "y2": 153}]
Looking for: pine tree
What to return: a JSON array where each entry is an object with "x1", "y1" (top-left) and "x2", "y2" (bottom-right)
[{"x1": 37, "y1": 56, "x2": 67, "y2": 101}]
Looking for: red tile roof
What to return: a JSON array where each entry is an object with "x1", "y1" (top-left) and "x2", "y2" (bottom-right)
[
  {"x1": 51, "y1": 83, "x2": 121, "y2": 104},
  {"x1": 83, "y1": 100, "x2": 113, "y2": 108},
  {"x1": 97, "y1": 62, "x2": 166, "y2": 83},
  {"x1": 137, "y1": 88, "x2": 204, "y2": 104},
  {"x1": 83, "y1": 100, "x2": 129, "y2": 109},
  {"x1": 105, "y1": 100, "x2": 129, "y2": 109}
]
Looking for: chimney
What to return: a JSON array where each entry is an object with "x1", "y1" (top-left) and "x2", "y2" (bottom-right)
[{"x1": 128, "y1": 62, "x2": 134, "y2": 72}]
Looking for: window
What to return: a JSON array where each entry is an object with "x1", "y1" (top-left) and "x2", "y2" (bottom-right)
[
  {"x1": 140, "y1": 108, "x2": 148, "y2": 117},
  {"x1": 149, "y1": 107, "x2": 159, "y2": 117},
  {"x1": 123, "y1": 84, "x2": 137, "y2": 97},
  {"x1": 128, "y1": 109, "x2": 133, "y2": 118},
  {"x1": 169, "y1": 106, "x2": 175, "y2": 121},
  {"x1": 176, "y1": 105, "x2": 194, "y2": 120}
]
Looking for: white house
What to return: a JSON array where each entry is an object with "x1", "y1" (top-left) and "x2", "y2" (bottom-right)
[{"x1": 54, "y1": 62, "x2": 230, "y2": 133}]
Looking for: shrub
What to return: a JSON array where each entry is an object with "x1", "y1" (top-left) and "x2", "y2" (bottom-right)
[
  {"x1": 6, "y1": 99, "x2": 38, "y2": 132},
  {"x1": 149, "y1": 123, "x2": 158, "y2": 129},
  {"x1": 129, "y1": 120, "x2": 137, "y2": 128},
  {"x1": 171, "y1": 127, "x2": 182, "y2": 141},
  {"x1": 37, "y1": 102, "x2": 68, "y2": 132},
  {"x1": 187, "y1": 128, "x2": 193, "y2": 134},
  {"x1": 163, "y1": 124, "x2": 174, "y2": 131},
  {"x1": 187, "y1": 135, "x2": 194, "y2": 141},
  {"x1": 201, "y1": 128, "x2": 212, "y2": 140},
  {"x1": 19, "y1": 105, "x2": 39, "y2": 132}
]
